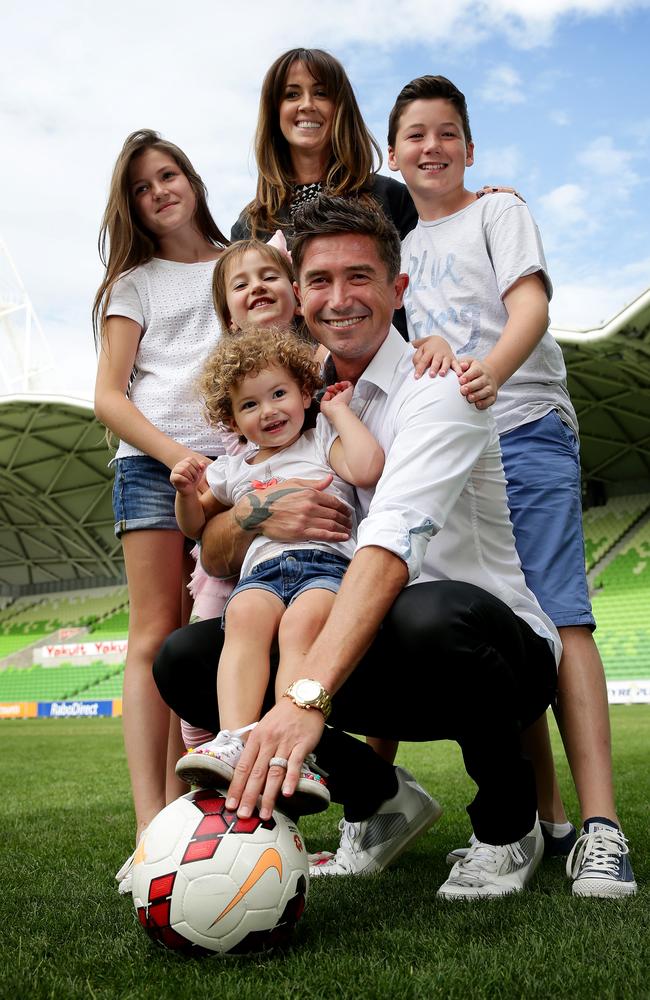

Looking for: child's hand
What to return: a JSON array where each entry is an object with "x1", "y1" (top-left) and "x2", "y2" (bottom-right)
[
  {"x1": 458, "y1": 358, "x2": 498, "y2": 410},
  {"x1": 412, "y1": 336, "x2": 464, "y2": 379},
  {"x1": 170, "y1": 456, "x2": 207, "y2": 495},
  {"x1": 320, "y1": 381, "x2": 354, "y2": 414},
  {"x1": 476, "y1": 185, "x2": 526, "y2": 204}
]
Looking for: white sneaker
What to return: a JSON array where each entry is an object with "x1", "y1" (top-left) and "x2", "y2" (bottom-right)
[
  {"x1": 309, "y1": 766, "x2": 442, "y2": 877},
  {"x1": 437, "y1": 818, "x2": 544, "y2": 899},
  {"x1": 566, "y1": 818, "x2": 637, "y2": 898},
  {"x1": 175, "y1": 725, "x2": 330, "y2": 816},
  {"x1": 115, "y1": 828, "x2": 146, "y2": 896},
  {"x1": 446, "y1": 823, "x2": 577, "y2": 865},
  {"x1": 445, "y1": 834, "x2": 478, "y2": 866}
]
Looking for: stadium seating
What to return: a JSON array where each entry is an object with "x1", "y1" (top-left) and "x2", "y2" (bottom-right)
[
  {"x1": 0, "y1": 661, "x2": 124, "y2": 701},
  {"x1": 1, "y1": 496, "x2": 648, "y2": 705},
  {"x1": 0, "y1": 586, "x2": 129, "y2": 637},
  {"x1": 88, "y1": 610, "x2": 129, "y2": 639},
  {"x1": 0, "y1": 632, "x2": 49, "y2": 658},
  {"x1": 592, "y1": 516, "x2": 650, "y2": 679},
  {"x1": 582, "y1": 494, "x2": 650, "y2": 571}
]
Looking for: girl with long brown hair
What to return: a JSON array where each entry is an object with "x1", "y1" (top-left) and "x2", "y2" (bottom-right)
[{"x1": 93, "y1": 129, "x2": 229, "y2": 894}]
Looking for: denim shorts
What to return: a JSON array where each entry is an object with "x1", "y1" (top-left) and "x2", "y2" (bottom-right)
[
  {"x1": 222, "y1": 549, "x2": 349, "y2": 626},
  {"x1": 500, "y1": 410, "x2": 595, "y2": 629},
  {"x1": 112, "y1": 455, "x2": 178, "y2": 537}
]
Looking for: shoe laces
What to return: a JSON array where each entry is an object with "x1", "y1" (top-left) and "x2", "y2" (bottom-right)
[
  {"x1": 456, "y1": 839, "x2": 525, "y2": 879},
  {"x1": 320, "y1": 819, "x2": 360, "y2": 874},
  {"x1": 199, "y1": 722, "x2": 256, "y2": 758},
  {"x1": 566, "y1": 827, "x2": 628, "y2": 880}
]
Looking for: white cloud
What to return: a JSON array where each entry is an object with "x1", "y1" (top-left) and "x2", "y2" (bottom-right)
[
  {"x1": 481, "y1": 65, "x2": 526, "y2": 104},
  {"x1": 539, "y1": 183, "x2": 591, "y2": 228},
  {"x1": 2, "y1": 0, "x2": 649, "y2": 397},
  {"x1": 483, "y1": 0, "x2": 650, "y2": 47},
  {"x1": 576, "y1": 135, "x2": 640, "y2": 190},
  {"x1": 476, "y1": 145, "x2": 524, "y2": 181},
  {"x1": 550, "y1": 257, "x2": 650, "y2": 327},
  {"x1": 549, "y1": 109, "x2": 571, "y2": 126}
]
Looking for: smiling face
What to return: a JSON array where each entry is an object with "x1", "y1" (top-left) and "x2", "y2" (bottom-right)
[
  {"x1": 129, "y1": 147, "x2": 197, "y2": 238},
  {"x1": 224, "y1": 249, "x2": 298, "y2": 331},
  {"x1": 229, "y1": 364, "x2": 311, "y2": 450},
  {"x1": 388, "y1": 98, "x2": 475, "y2": 219},
  {"x1": 278, "y1": 60, "x2": 335, "y2": 168},
  {"x1": 295, "y1": 234, "x2": 408, "y2": 380}
]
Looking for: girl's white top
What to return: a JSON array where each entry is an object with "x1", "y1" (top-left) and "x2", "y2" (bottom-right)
[
  {"x1": 206, "y1": 414, "x2": 357, "y2": 581},
  {"x1": 106, "y1": 257, "x2": 225, "y2": 460}
]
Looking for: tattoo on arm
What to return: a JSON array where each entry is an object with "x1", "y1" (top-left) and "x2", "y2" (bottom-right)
[{"x1": 235, "y1": 488, "x2": 302, "y2": 531}]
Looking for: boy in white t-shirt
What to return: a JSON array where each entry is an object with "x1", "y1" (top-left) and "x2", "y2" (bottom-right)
[{"x1": 385, "y1": 74, "x2": 635, "y2": 897}]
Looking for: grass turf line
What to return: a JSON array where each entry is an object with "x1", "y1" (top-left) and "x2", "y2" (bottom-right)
[{"x1": 1, "y1": 709, "x2": 648, "y2": 1000}]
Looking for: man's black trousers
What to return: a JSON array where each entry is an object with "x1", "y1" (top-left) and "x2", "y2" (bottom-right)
[{"x1": 153, "y1": 580, "x2": 557, "y2": 845}]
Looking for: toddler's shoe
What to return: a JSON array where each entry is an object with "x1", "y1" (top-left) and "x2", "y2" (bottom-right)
[
  {"x1": 115, "y1": 828, "x2": 147, "y2": 896},
  {"x1": 175, "y1": 725, "x2": 330, "y2": 816}
]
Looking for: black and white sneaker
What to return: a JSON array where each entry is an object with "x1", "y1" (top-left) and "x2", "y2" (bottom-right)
[
  {"x1": 437, "y1": 819, "x2": 544, "y2": 899},
  {"x1": 566, "y1": 818, "x2": 637, "y2": 897},
  {"x1": 309, "y1": 766, "x2": 442, "y2": 876}
]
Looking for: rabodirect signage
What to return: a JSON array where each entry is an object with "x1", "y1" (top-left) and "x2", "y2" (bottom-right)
[{"x1": 38, "y1": 700, "x2": 114, "y2": 718}]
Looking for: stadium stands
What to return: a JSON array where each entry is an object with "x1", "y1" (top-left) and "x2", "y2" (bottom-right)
[
  {"x1": 592, "y1": 515, "x2": 650, "y2": 679},
  {"x1": 0, "y1": 585, "x2": 129, "y2": 635},
  {"x1": 0, "y1": 660, "x2": 124, "y2": 701},
  {"x1": 583, "y1": 494, "x2": 650, "y2": 571},
  {"x1": 0, "y1": 497, "x2": 648, "y2": 707}
]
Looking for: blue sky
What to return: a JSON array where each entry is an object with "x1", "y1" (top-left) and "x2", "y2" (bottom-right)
[{"x1": 1, "y1": 0, "x2": 649, "y2": 398}]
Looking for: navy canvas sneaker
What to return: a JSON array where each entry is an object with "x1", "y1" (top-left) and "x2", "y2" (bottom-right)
[{"x1": 566, "y1": 817, "x2": 637, "y2": 897}]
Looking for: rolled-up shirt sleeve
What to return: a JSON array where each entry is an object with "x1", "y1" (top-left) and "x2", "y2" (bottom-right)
[{"x1": 355, "y1": 375, "x2": 492, "y2": 582}]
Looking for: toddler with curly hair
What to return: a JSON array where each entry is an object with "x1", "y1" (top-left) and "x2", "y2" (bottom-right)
[{"x1": 170, "y1": 324, "x2": 384, "y2": 814}]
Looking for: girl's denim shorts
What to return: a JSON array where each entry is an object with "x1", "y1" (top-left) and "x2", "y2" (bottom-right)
[
  {"x1": 222, "y1": 549, "x2": 349, "y2": 627},
  {"x1": 112, "y1": 455, "x2": 179, "y2": 538}
]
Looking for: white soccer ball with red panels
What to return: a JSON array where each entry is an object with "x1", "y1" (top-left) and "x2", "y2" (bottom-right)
[{"x1": 132, "y1": 788, "x2": 309, "y2": 955}]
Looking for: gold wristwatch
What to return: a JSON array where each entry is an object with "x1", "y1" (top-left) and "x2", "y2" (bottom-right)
[{"x1": 283, "y1": 678, "x2": 332, "y2": 721}]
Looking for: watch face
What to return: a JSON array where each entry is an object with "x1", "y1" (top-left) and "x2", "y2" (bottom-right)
[{"x1": 295, "y1": 679, "x2": 320, "y2": 702}]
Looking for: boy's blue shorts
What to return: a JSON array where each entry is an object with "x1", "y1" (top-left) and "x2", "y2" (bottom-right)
[
  {"x1": 500, "y1": 410, "x2": 595, "y2": 630},
  {"x1": 222, "y1": 549, "x2": 349, "y2": 628}
]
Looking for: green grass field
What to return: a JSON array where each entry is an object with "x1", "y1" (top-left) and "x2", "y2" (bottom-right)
[{"x1": 2, "y1": 710, "x2": 649, "y2": 1000}]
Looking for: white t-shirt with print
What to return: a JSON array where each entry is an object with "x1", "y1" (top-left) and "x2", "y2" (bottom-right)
[{"x1": 401, "y1": 193, "x2": 578, "y2": 437}]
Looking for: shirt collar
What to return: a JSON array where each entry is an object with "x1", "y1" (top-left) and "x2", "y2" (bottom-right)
[
  {"x1": 322, "y1": 327, "x2": 409, "y2": 396},
  {"x1": 357, "y1": 327, "x2": 409, "y2": 395}
]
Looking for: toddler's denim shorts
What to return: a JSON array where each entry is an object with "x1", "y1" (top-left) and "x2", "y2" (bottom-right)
[
  {"x1": 500, "y1": 410, "x2": 595, "y2": 630},
  {"x1": 112, "y1": 455, "x2": 178, "y2": 538},
  {"x1": 222, "y1": 549, "x2": 349, "y2": 627}
]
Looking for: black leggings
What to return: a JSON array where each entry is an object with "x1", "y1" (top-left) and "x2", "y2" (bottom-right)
[{"x1": 154, "y1": 580, "x2": 556, "y2": 844}]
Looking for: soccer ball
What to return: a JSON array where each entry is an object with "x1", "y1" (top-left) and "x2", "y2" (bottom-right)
[{"x1": 132, "y1": 788, "x2": 309, "y2": 956}]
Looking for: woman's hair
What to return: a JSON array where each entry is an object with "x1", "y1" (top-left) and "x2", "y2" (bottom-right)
[
  {"x1": 245, "y1": 48, "x2": 382, "y2": 235},
  {"x1": 92, "y1": 129, "x2": 228, "y2": 346},
  {"x1": 212, "y1": 239, "x2": 295, "y2": 331},
  {"x1": 199, "y1": 324, "x2": 322, "y2": 435}
]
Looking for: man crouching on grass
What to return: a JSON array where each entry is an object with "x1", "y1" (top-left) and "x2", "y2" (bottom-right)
[{"x1": 154, "y1": 195, "x2": 560, "y2": 900}]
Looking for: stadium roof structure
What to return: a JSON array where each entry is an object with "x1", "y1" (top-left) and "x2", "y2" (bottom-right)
[
  {"x1": 0, "y1": 395, "x2": 120, "y2": 591},
  {"x1": 0, "y1": 288, "x2": 649, "y2": 593},
  {"x1": 551, "y1": 286, "x2": 650, "y2": 496}
]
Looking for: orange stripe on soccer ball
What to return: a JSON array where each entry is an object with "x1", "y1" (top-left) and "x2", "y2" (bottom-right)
[{"x1": 210, "y1": 848, "x2": 283, "y2": 925}]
